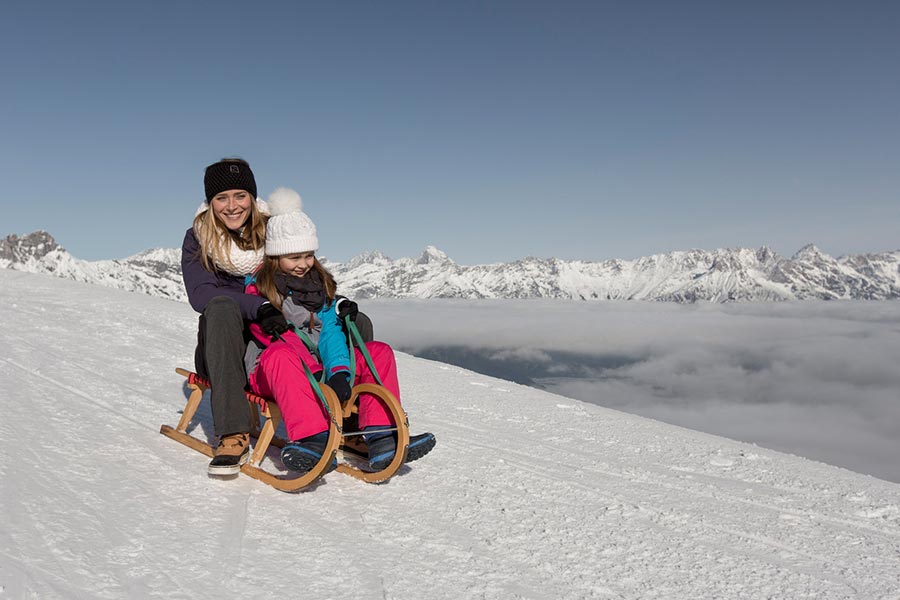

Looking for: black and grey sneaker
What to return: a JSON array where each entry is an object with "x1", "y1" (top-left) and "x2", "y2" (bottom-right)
[
  {"x1": 208, "y1": 432, "x2": 251, "y2": 476},
  {"x1": 366, "y1": 428, "x2": 436, "y2": 471},
  {"x1": 281, "y1": 431, "x2": 337, "y2": 474}
]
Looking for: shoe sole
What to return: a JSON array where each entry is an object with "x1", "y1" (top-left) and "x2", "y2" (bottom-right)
[
  {"x1": 369, "y1": 434, "x2": 436, "y2": 471},
  {"x1": 282, "y1": 447, "x2": 337, "y2": 474},
  {"x1": 406, "y1": 434, "x2": 436, "y2": 463},
  {"x1": 207, "y1": 449, "x2": 250, "y2": 476}
]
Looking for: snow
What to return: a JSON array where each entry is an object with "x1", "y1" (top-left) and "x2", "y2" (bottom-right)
[{"x1": 2, "y1": 269, "x2": 899, "y2": 599}]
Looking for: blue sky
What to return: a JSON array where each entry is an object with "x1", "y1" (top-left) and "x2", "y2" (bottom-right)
[{"x1": 3, "y1": 1, "x2": 898, "y2": 263}]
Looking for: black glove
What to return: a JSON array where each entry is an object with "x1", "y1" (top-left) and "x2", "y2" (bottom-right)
[
  {"x1": 257, "y1": 303, "x2": 289, "y2": 338},
  {"x1": 336, "y1": 297, "x2": 359, "y2": 322},
  {"x1": 328, "y1": 372, "x2": 352, "y2": 402}
]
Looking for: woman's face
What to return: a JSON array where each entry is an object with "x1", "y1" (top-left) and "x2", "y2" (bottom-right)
[
  {"x1": 278, "y1": 252, "x2": 316, "y2": 278},
  {"x1": 210, "y1": 189, "x2": 253, "y2": 231}
]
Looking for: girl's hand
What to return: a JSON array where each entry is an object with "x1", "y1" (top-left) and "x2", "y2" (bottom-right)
[
  {"x1": 328, "y1": 372, "x2": 352, "y2": 402},
  {"x1": 336, "y1": 297, "x2": 359, "y2": 322}
]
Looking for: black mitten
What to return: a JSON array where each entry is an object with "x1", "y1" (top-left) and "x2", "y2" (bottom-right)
[
  {"x1": 257, "y1": 303, "x2": 289, "y2": 338},
  {"x1": 336, "y1": 296, "x2": 359, "y2": 322},
  {"x1": 328, "y1": 372, "x2": 352, "y2": 402}
]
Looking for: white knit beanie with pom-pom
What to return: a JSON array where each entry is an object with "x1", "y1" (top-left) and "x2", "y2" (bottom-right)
[{"x1": 265, "y1": 187, "x2": 319, "y2": 256}]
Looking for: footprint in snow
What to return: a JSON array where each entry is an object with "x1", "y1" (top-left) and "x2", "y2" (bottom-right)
[{"x1": 855, "y1": 505, "x2": 900, "y2": 520}]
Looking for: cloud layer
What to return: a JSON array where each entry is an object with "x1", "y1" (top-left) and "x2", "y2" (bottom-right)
[{"x1": 362, "y1": 299, "x2": 900, "y2": 482}]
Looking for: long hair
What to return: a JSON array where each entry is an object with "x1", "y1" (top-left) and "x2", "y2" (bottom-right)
[
  {"x1": 255, "y1": 255, "x2": 337, "y2": 311},
  {"x1": 192, "y1": 158, "x2": 267, "y2": 272}
]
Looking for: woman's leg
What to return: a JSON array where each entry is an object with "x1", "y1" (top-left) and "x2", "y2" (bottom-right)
[{"x1": 195, "y1": 296, "x2": 252, "y2": 437}]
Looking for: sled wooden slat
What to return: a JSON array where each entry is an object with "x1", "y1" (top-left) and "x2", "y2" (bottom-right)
[
  {"x1": 161, "y1": 368, "x2": 411, "y2": 491},
  {"x1": 336, "y1": 383, "x2": 410, "y2": 484},
  {"x1": 159, "y1": 425, "x2": 216, "y2": 457}
]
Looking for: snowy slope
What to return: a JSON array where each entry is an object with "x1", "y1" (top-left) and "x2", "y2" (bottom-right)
[{"x1": 1, "y1": 269, "x2": 900, "y2": 599}]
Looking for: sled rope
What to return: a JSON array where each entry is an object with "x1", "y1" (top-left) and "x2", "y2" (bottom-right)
[
  {"x1": 303, "y1": 361, "x2": 333, "y2": 418},
  {"x1": 288, "y1": 322, "x2": 321, "y2": 361},
  {"x1": 345, "y1": 316, "x2": 383, "y2": 386}
]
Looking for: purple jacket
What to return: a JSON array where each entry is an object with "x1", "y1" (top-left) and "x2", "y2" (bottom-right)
[{"x1": 181, "y1": 228, "x2": 266, "y2": 320}]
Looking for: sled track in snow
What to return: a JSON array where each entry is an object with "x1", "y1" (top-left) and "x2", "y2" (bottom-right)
[
  {"x1": 2, "y1": 357, "x2": 158, "y2": 433},
  {"x1": 435, "y1": 417, "x2": 898, "y2": 590},
  {"x1": 437, "y1": 415, "x2": 900, "y2": 540}
]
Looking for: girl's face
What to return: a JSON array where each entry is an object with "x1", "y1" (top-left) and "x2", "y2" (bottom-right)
[
  {"x1": 210, "y1": 189, "x2": 253, "y2": 231},
  {"x1": 278, "y1": 252, "x2": 316, "y2": 277}
]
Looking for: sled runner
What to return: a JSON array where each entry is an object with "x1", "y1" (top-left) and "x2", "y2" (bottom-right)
[{"x1": 159, "y1": 318, "x2": 411, "y2": 492}]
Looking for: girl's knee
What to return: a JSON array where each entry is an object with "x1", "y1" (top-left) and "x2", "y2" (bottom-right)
[
  {"x1": 262, "y1": 343, "x2": 294, "y2": 364},
  {"x1": 366, "y1": 340, "x2": 393, "y2": 357}
]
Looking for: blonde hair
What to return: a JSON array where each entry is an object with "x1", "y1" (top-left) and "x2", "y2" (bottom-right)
[
  {"x1": 255, "y1": 255, "x2": 337, "y2": 311},
  {"x1": 192, "y1": 158, "x2": 267, "y2": 272}
]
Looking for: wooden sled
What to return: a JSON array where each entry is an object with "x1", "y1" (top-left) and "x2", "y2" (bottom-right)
[{"x1": 160, "y1": 368, "x2": 410, "y2": 492}]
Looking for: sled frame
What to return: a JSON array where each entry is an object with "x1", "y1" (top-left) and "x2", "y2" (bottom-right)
[{"x1": 160, "y1": 368, "x2": 409, "y2": 491}]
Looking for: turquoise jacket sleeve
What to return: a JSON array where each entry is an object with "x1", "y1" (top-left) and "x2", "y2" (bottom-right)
[{"x1": 316, "y1": 301, "x2": 351, "y2": 380}]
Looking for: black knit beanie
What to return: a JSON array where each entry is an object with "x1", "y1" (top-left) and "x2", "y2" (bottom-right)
[{"x1": 204, "y1": 160, "x2": 257, "y2": 202}]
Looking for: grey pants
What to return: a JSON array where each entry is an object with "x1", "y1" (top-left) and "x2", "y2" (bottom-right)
[{"x1": 194, "y1": 296, "x2": 253, "y2": 437}]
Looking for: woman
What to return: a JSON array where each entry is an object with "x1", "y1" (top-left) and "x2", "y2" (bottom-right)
[{"x1": 181, "y1": 158, "x2": 289, "y2": 475}]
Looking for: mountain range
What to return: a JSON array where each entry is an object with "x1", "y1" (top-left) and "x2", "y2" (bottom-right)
[{"x1": 2, "y1": 230, "x2": 898, "y2": 303}]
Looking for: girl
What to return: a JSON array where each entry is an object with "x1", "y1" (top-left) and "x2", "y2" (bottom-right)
[
  {"x1": 182, "y1": 158, "x2": 290, "y2": 475},
  {"x1": 246, "y1": 187, "x2": 435, "y2": 473}
]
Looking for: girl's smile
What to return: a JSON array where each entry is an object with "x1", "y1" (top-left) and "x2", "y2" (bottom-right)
[{"x1": 279, "y1": 252, "x2": 316, "y2": 277}]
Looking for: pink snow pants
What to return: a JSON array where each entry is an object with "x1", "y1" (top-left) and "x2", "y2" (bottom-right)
[{"x1": 249, "y1": 340, "x2": 401, "y2": 441}]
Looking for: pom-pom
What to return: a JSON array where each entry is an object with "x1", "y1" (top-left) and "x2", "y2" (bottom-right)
[{"x1": 267, "y1": 187, "x2": 302, "y2": 217}]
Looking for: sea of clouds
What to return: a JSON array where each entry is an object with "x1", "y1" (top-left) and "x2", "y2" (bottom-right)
[{"x1": 362, "y1": 298, "x2": 900, "y2": 483}]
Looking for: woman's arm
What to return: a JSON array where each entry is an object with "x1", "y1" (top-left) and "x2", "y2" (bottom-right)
[{"x1": 180, "y1": 228, "x2": 266, "y2": 319}]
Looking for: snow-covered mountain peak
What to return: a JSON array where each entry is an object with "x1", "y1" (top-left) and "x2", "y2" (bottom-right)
[
  {"x1": 792, "y1": 243, "x2": 827, "y2": 260},
  {"x1": 755, "y1": 245, "x2": 778, "y2": 263},
  {"x1": 125, "y1": 247, "x2": 182, "y2": 263},
  {"x1": 346, "y1": 249, "x2": 393, "y2": 268},
  {"x1": 0, "y1": 230, "x2": 62, "y2": 262},
  {"x1": 416, "y1": 245, "x2": 453, "y2": 265}
]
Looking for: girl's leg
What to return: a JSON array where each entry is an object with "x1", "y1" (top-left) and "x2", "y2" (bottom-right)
[
  {"x1": 354, "y1": 341, "x2": 401, "y2": 429},
  {"x1": 250, "y1": 343, "x2": 329, "y2": 441},
  {"x1": 354, "y1": 341, "x2": 437, "y2": 470}
]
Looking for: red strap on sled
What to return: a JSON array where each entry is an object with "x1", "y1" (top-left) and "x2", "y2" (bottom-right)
[{"x1": 183, "y1": 371, "x2": 270, "y2": 411}]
